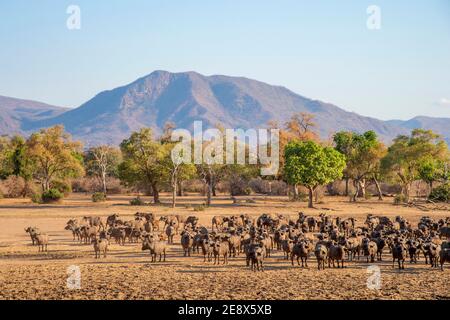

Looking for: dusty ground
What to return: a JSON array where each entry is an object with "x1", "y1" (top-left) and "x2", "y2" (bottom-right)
[{"x1": 0, "y1": 194, "x2": 449, "y2": 300}]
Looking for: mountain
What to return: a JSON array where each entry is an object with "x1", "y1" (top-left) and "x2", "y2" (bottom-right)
[
  {"x1": 1, "y1": 71, "x2": 449, "y2": 145},
  {"x1": 386, "y1": 116, "x2": 450, "y2": 144},
  {"x1": 0, "y1": 95, "x2": 68, "y2": 136}
]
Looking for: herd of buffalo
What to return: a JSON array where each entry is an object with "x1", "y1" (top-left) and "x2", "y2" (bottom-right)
[{"x1": 24, "y1": 212, "x2": 450, "y2": 271}]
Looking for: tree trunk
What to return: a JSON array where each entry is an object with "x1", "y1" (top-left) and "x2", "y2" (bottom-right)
[
  {"x1": 206, "y1": 182, "x2": 212, "y2": 206},
  {"x1": 403, "y1": 183, "x2": 411, "y2": 203},
  {"x1": 293, "y1": 184, "x2": 299, "y2": 200},
  {"x1": 308, "y1": 187, "x2": 314, "y2": 208},
  {"x1": 344, "y1": 177, "x2": 349, "y2": 197},
  {"x1": 314, "y1": 187, "x2": 321, "y2": 202},
  {"x1": 326, "y1": 183, "x2": 334, "y2": 196},
  {"x1": 358, "y1": 179, "x2": 366, "y2": 198},
  {"x1": 151, "y1": 183, "x2": 160, "y2": 204},
  {"x1": 101, "y1": 171, "x2": 107, "y2": 194},
  {"x1": 212, "y1": 183, "x2": 217, "y2": 197},
  {"x1": 43, "y1": 179, "x2": 50, "y2": 192},
  {"x1": 172, "y1": 183, "x2": 177, "y2": 208},
  {"x1": 373, "y1": 177, "x2": 383, "y2": 201},
  {"x1": 352, "y1": 180, "x2": 359, "y2": 202},
  {"x1": 177, "y1": 181, "x2": 183, "y2": 197},
  {"x1": 171, "y1": 167, "x2": 178, "y2": 208}
]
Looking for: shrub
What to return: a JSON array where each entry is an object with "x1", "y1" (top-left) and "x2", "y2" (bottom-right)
[
  {"x1": 130, "y1": 196, "x2": 145, "y2": 206},
  {"x1": 193, "y1": 204, "x2": 206, "y2": 212},
  {"x1": 364, "y1": 193, "x2": 372, "y2": 200},
  {"x1": 105, "y1": 177, "x2": 125, "y2": 194},
  {"x1": 41, "y1": 188, "x2": 63, "y2": 203},
  {"x1": 248, "y1": 178, "x2": 268, "y2": 194},
  {"x1": 248, "y1": 178, "x2": 288, "y2": 196},
  {"x1": 92, "y1": 192, "x2": 107, "y2": 202},
  {"x1": 71, "y1": 177, "x2": 99, "y2": 193},
  {"x1": 31, "y1": 193, "x2": 42, "y2": 204},
  {"x1": 429, "y1": 184, "x2": 450, "y2": 202},
  {"x1": 131, "y1": 181, "x2": 155, "y2": 196},
  {"x1": 0, "y1": 182, "x2": 6, "y2": 199},
  {"x1": 50, "y1": 180, "x2": 72, "y2": 196},
  {"x1": 270, "y1": 181, "x2": 288, "y2": 196},
  {"x1": 228, "y1": 177, "x2": 253, "y2": 196},
  {"x1": 394, "y1": 193, "x2": 407, "y2": 205},
  {"x1": 290, "y1": 189, "x2": 308, "y2": 202},
  {"x1": 2, "y1": 175, "x2": 26, "y2": 198},
  {"x1": 72, "y1": 177, "x2": 126, "y2": 194},
  {"x1": 328, "y1": 180, "x2": 343, "y2": 196},
  {"x1": 314, "y1": 187, "x2": 324, "y2": 202},
  {"x1": 183, "y1": 179, "x2": 207, "y2": 194},
  {"x1": 23, "y1": 182, "x2": 39, "y2": 198}
]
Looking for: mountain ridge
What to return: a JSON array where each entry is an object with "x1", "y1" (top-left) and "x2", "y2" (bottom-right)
[
  {"x1": 1, "y1": 71, "x2": 449, "y2": 146},
  {"x1": 0, "y1": 95, "x2": 69, "y2": 136}
]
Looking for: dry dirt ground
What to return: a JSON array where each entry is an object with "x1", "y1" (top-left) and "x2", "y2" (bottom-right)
[{"x1": 0, "y1": 194, "x2": 449, "y2": 300}]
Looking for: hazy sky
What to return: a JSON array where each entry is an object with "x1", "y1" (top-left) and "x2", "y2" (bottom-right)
[{"x1": 1, "y1": 0, "x2": 449, "y2": 120}]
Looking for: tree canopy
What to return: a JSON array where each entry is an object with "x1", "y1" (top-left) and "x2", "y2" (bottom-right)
[
  {"x1": 333, "y1": 130, "x2": 386, "y2": 201},
  {"x1": 284, "y1": 140, "x2": 346, "y2": 207},
  {"x1": 118, "y1": 128, "x2": 169, "y2": 203},
  {"x1": 25, "y1": 126, "x2": 84, "y2": 191},
  {"x1": 381, "y1": 129, "x2": 449, "y2": 201}
]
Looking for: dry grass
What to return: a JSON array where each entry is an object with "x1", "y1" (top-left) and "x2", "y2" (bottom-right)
[{"x1": 0, "y1": 194, "x2": 449, "y2": 300}]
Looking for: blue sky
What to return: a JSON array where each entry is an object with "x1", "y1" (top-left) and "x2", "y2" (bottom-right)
[{"x1": 0, "y1": 0, "x2": 449, "y2": 120}]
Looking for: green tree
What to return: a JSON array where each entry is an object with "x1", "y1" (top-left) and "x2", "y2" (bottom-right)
[
  {"x1": 418, "y1": 158, "x2": 438, "y2": 190},
  {"x1": 269, "y1": 113, "x2": 319, "y2": 197},
  {"x1": 334, "y1": 131, "x2": 386, "y2": 202},
  {"x1": 418, "y1": 156, "x2": 449, "y2": 191},
  {"x1": 85, "y1": 145, "x2": 122, "y2": 194},
  {"x1": 0, "y1": 136, "x2": 13, "y2": 179},
  {"x1": 284, "y1": 140, "x2": 346, "y2": 208},
  {"x1": 333, "y1": 131, "x2": 354, "y2": 196},
  {"x1": 9, "y1": 136, "x2": 32, "y2": 179},
  {"x1": 160, "y1": 128, "x2": 197, "y2": 208},
  {"x1": 119, "y1": 128, "x2": 168, "y2": 203},
  {"x1": 381, "y1": 129, "x2": 448, "y2": 202},
  {"x1": 26, "y1": 126, "x2": 84, "y2": 191},
  {"x1": 0, "y1": 136, "x2": 30, "y2": 178}
]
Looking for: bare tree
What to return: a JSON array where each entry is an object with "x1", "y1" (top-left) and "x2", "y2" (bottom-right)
[{"x1": 85, "y1": 145, "x2": 121, "y2": 194}]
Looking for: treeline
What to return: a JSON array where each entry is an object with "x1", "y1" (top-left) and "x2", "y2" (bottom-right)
[{"x1": 0, "y1": 113, "x2": 449, "y2": 207}]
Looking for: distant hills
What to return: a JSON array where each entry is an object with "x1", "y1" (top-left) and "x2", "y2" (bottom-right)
[
  {"x1": 385, "y1": 116, "x2": 450, "y2": 143},
  {"x1": 1, "y1": 71, "x2": 449, "y2": 146},
  {"x1": 0, "y1": 95, "x2": 68, "y2": 136}
]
